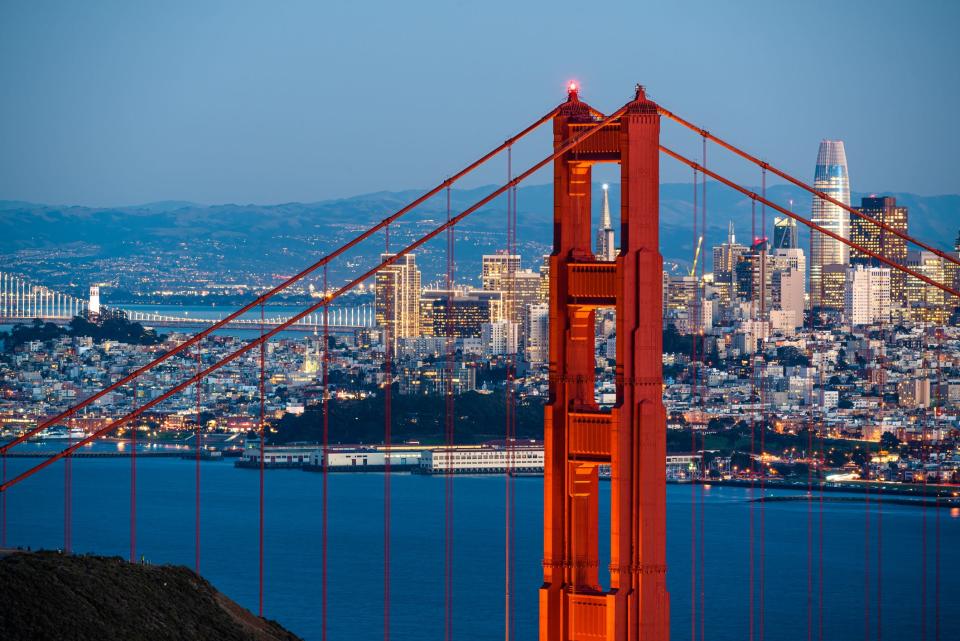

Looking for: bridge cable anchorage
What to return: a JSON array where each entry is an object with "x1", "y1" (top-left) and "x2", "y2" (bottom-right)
[
  {"x1": 657, "y1": 106, "x2": 960, "y2": 270},
  {"x1": 259, "y1": 301, "x2": 266, "y2": 617},
  {"x1": 321, "y1": 267, "x2": 330, "y2": 641},
  {"x1": 658, "y1": 146, "x2": 960, "y2": 302},
  {"x1": 0, "y1": 106, "x2": 562, "y2": 456},
  {"x1": 0, "y1": 100, "x2": 630, "y2": 495}
]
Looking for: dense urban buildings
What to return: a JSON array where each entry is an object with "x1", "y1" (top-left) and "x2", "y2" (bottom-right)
[{"x1": 3, "y1": 137, "x2": 959, "y2": 498}]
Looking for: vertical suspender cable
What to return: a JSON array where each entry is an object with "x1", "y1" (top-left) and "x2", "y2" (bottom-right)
[
  {"x1": 504, "y1": 148, "x2": 515, "y2": 641},
  {"x1": 131, "y1": 379, "x2": 137, "y2": 563},
  {"x1": 877, "y1": 339, "x2": 884, "y2": 641},
  {"x1": 444, "y1": 185, "x2": 455, "y2": 641},
  {"x1": 322, "y1": 267, "x2": 330, "y2": 641},
  {"x1": 759, "y1": 168, "x2": 767, "y2": 641},
  {"x1": 817, "y1": 234, "x2": 825, "y2": 641},
  {"x1": 690, "y1": 166, "x2": 699, "y2": 641},
  {"x1": 1, "y1": 444, "x2": 5, "y2": 548},
  {"x1": 920, "y1": 317, "x2": 928, "y2": 641},
  {"x1": 934, "y1": 311, "x2": 942, "y2": 641},
  {"x1": 699, "y1": 137, "x2": 707, "y2": 641},
  {"x1": 195, "y1": 341, "x2": 202, "y2": 573},
  {"x1": 259, "y1": 301, "x2": 266, "y2": 616},
  {"x1": 384, "y1": 224, "x2": 392, "y2": 641},
  {"x1": 65, "y1": 411, "x2": 72, "y2": 553},
  {"x1": 748, "y1": 196, "x2": 757, "y2": 641},
  {"x1": 867, "y1": 221, "x2": 893, "y2": 641},
  {"x1": 806, "y1": 229, "x2": 814, "y2": 641}
]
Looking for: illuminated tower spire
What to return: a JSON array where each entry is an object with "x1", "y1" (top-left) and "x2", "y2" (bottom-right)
[
  {"x1": 810, "y1": 139, "x2": 850, "y2": 310},
  {"x1": 596, "y1": 183, "x2": 616, "y2": 261}
]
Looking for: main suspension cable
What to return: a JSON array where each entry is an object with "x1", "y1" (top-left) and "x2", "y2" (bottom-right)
[
  {"x1": 659, "y1": 146, "x2": 960, "y2": 302},
  {"x1": 1, "y1": 101, "x2": 631, "y2": 493},
  {"x1": 657, "y1": 106, "x2": 960, "y2": 269},
  {"x1": 0, "y1": 105, "x2": 562, "y2": 455}
]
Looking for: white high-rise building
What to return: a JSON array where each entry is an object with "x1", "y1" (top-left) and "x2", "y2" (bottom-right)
[
  {"x1": 810, "y1": 140, "x2": 850, "y2": 309},
  {"x1": 844, "y1": 265, "x2": 890, "y2": 325},
  {"x1": 481, "y1": 321, "x2": 519, "y2": 356},
  {"x1": 523, "y1": 303, "x2": 549, "y2": 365},
  {"x1": 596, "y1": 183, "x2": 616, "y2": 262}
]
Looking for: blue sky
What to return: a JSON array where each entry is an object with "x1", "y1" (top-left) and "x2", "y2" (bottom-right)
[{"x1": 1, "y1": 0, "x2": 957, "y2": 206}]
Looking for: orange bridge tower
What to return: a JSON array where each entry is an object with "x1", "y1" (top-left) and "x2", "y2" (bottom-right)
[{"x1": 540, "y1": 84, "x2": 669, "y2": 641}]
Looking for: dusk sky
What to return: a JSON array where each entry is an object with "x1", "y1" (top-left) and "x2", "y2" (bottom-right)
[{"x1": 1, "y1": 0, "x2": 958, "y2": 206}]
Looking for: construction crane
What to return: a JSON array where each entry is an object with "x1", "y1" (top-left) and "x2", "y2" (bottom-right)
[{"x1": 689, "y1": 234, "x2": 703, "y2": 278}]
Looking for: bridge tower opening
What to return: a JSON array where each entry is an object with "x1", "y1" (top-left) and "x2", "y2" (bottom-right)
[{"x1": 541, "y1": 84, "x2": 669, "y2": 640}]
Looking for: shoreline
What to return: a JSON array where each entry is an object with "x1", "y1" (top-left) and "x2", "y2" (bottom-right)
[{"x1": 682, "y1": 477, "x2": 960, "y2": 505}]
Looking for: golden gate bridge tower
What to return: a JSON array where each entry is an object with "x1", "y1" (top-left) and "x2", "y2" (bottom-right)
[{"x1": 542, "y1": 84, "x2": 668, "y2": 640}]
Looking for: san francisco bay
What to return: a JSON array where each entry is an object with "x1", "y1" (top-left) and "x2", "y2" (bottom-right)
[{"x1": 4, "y1": 455, "x2": 957, "y2": 640}]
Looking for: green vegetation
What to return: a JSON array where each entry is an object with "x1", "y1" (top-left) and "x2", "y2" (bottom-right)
[
  {"x1": 668, "y1": 421, "x2": 882, "y2": 477},
  {"x1": 1, "y1": 316, "x2": 162, "y2": 351},
  {"x1": 272, "y1": 390, "x2": 545, "y2": 445}
]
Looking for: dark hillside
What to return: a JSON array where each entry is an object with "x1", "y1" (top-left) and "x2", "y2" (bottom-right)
[{"x1": 0, "y1": 550, "x2": 301, "y2": 641}]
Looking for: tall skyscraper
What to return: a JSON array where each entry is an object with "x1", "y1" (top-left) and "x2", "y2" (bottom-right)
[
  {"x1": 773, "y1": 216, "x2": 799, "y2": 249},
  {"x1": 596, "y1": 183, "x2": 616, "y2": 261},
  {"x1": 810, "y1": 140, "x2": 851, "y2": 309},
  {"x1": 850, "y1": 196, "x2": 908, "y2": 305},
  {"x1": 375, "y1": 253, "x2": 421, "y2": 347}
]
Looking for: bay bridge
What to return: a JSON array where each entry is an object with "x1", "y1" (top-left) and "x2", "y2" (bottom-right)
[
  {"x1": 0, "y1": 272, "x2": 374, "y2": 332},
  {"x1": 2, "y1": 83, "x2": 956, "y2": 640}
]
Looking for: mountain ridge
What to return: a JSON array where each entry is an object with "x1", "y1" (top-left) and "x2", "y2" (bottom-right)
[{"x1": 2, "y1": 184, "x2": 957, "y2": 278}]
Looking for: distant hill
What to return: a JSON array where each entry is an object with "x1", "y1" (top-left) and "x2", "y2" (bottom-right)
[
  {"x1": 0, "y1": 550, "x2": 300, "y2": 641},
  {"x1": 2, "y1": 184, "x2": 957, "y2": 279}
]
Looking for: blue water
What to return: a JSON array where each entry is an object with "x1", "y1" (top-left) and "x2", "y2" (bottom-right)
[{"x1": 4, "y1": 457, "x2": 957, "y2": 640}]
